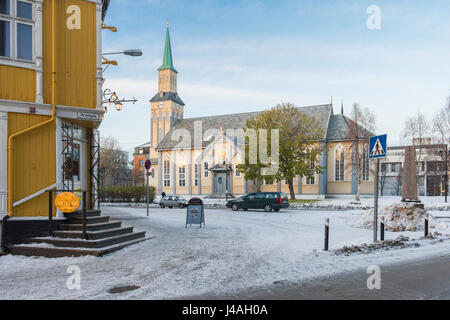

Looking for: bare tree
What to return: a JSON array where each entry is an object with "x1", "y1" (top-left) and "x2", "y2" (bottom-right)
[
  {"x1": 401, "y1": 111, "x2": 430, "y2": 178},
  {"x1": 349, "y1": 103, "x2": 376, "y2": 201},
  {"x1": 432, "y1": 94, "x2": 450, "y2": 145},
  {"x1": 100, "y1": 136, "x2": 131, "y2": 187}
]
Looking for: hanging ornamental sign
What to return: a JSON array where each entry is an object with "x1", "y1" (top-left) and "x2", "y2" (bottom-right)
[{"x1": 55, "y1": 192, "x2": 80, "y2": 213}]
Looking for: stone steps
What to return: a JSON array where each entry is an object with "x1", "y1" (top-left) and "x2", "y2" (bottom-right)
[
  {"x1": 8, "y1": 237, "x2": 153, "y2": 258},
  {"x1": 7, "y1": 209, "x2": 149, "y2": 257},
  {"x1": 53, "y1": 226, "x2": 134, "y2": 240},
  {"x1": 25, "y1": 231, "x2": 146, "y2": 248},
  {"x1": 66, "y1": 215, "x2": 110, "y2": 225},
  {"x1": 63, "y1": 209, "x2": 102, "y2": 219},
  {"x1": 58, "y1": 221, "x2": 122, "y2": 231}
]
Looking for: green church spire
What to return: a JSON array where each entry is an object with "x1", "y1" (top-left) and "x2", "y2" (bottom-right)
[{"x1": 158, "y1": 23, "x2": 177, "y2": 73}]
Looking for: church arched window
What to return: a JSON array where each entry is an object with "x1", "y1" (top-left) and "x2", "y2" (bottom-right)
[
  {"x1": 163, "y1": 154, "x2": 171, "y2": 187},
  {"x1": 335, "y1": 145, "x2": 345, "y2": 181}
]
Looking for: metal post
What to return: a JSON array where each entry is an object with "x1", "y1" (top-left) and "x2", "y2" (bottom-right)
[
  {"x1": 373, "y1": 158, "x2": 380, "y2": 242},
  {"x1": 380, "y1": 216, "x2": 385, "y2": 241},
  {"x1": 424, "y1": 214, "x2": 429, "y2": 238},
  {"x1": 146, "y1": 171, "x2": 150, "y2": 217},
  {"x1": 324, "y1": 218, "x2": 329, "y2": 251},
  {"x1": 48, "y1": 191, "x2": 53, "y2": 236},
  {"x1": 445, "y1": 146, "x2": 448, "y2": 203},
  {"x1": 82, "y1": 191, "x2": 87, "y2": 240}
]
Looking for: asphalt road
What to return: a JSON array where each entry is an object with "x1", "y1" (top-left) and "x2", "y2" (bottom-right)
[{"x1": 185, "y1": 253, "x2": 450, "y2": 300}]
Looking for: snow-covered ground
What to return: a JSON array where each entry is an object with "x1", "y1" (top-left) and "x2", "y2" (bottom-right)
[{"x1": 0, "y1": 206, "x2": 449, "y2": 300}]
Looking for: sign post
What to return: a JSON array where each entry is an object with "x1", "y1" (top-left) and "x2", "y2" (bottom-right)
[
  {"x1": 369, "y1": 134, "x2": 387, "y2": 242},
  {"x1": 145, "y1": 159, "x2": 152, "y2": 217}
]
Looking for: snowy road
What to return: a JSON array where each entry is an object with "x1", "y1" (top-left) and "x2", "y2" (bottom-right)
[
  {"x1": 185, "y1": 252, "x2": 450, "y2": 300},
  {"x1": 0, "y1": 207, "x2": 449, "y2": 299}
]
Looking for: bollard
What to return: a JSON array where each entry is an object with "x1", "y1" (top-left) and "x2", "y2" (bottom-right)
[
  {"x1": 424, "y1": 214, "x2": 429, "y2": 238},
  {"x1": 324, "y1": 218, "x2": 329, "y2": 251},
  {"x1": 380, "y1": 216, "x2": 385, "y2": 241}
]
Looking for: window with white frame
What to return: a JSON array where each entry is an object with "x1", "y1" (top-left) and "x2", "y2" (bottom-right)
[
  {"x1": 335, "y1": 145, "x2": 345, "y2": 181},
  {"x1": 362, "y1": 145, "x2": 370, "y2": 181},
  {"x1": 178, "y1": 165, "x2": 185, "y2": 187},
  {"x1": 204, "y1": 162, "x2": 209, "y2": 178},
  {"x1": 163, "y1": 155, "x2": 170, "y2": 187},
  {"x1": 194, "y1": 164, "x2": 199, "y2": 186},
  {"x1": 306, "y1": 156, "x2": 316, "y2": 185},
  {"x1": 0, "y1": 0, "x2": 34, "y2": 62}
]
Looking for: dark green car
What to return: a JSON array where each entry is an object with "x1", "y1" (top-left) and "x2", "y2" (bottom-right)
[{"x1": 226, "y1": 192, "x2": 290, "y2": 212}]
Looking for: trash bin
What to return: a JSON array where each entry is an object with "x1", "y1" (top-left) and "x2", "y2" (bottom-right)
[{"x1": 186, "y1": 197, "x2": 205, "y2": 228}]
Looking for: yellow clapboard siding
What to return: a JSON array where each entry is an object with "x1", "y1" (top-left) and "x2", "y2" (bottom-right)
[
  {"x1": 8, "y1": 113, "x2": 56, "y2": 217},
  {"x1": 43, "y1": 0, "x2": 97, "y2": 108},
  {"x1": 0, "y1": 65, "x2": 36, "y2": 102}
]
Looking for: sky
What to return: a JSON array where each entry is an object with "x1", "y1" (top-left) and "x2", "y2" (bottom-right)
[{"x1": 100, "y1": 0, "x2": 450, "y2": 156}]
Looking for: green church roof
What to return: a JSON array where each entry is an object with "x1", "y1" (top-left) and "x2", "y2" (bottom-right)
[{"x1": 158, "y1": 27, "x2": 178, "y2": 73}]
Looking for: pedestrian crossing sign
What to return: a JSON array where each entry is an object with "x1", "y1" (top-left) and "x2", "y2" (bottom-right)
[{"x1": 369, "y1": 134, "x2": 387, "y2": 159}]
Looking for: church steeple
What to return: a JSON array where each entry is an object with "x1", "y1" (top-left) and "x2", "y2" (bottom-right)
[
  {"x1": 158, "y1": 23, "x2": 177, "y2": 73},
  {"x1": 157, "y1": 22, "x2": 178, "y2": 93},
  {"x1": 150, "y1": 22, "x2": 185, "y2": 148}
]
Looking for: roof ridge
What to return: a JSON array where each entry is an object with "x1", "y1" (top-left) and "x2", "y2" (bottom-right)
[{"x1": 181, "y1": 103, "x2": 333, "y2": 122}]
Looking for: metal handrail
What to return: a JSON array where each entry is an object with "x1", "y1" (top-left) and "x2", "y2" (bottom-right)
[{"x1": 46, "y1": 189, "x2": 88, "y2": 239}]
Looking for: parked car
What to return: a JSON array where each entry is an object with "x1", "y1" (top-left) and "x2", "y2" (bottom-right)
[
  {"x1": 159, "y1": 195, "x2": 188, "y2": 208},
  {"x1": 226, "y1": 192, "x2": 289, "y2": 212}
]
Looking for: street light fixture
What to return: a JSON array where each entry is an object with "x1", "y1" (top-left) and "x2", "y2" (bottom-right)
[
  {"x1": 103, "y1": 89, "x2": 136, "y2": 113},
  {"x1": 103, "y1": 49, "x2": 143, "y2": 57},
  {"x1": 101, "y1": 49, "x2": 143, "y2": 71}
]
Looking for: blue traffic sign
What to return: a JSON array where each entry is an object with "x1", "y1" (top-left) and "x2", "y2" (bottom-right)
[
  {"x1": 369, "y1": 134, "x2": 387, "y2": 159},
  {"x1": 144, "y1": 159, "x2": 151, "y2": 170}
]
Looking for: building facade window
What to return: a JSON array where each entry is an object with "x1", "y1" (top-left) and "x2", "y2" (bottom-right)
[
  {"x1": 204, "y1": 162, "x2": 209, "y2": 178},
  {"x1": 235, "y1": 164, "x2": 240, "y2": 177},
  {"x1": 335, "y1": 145, "x2": 345, "y2": 181},
  {"x1": 194, "y1": 164, "x2": 199, "y2": 186},
  {"x1": 0, "y1": 0, "x2": 34, "y2": 62},
  {"x1": 163, "y1": 155, "x2": 170, "y2": 187},
  {"x1": 362, "y1": 146, "x2": 370, "y2": 182},
  {"x1": 306, "y1": 157, "x2": 316, "y2": 185},
  {"x1": 178, "y1": 166, "x2": 185, "y2": 187}
]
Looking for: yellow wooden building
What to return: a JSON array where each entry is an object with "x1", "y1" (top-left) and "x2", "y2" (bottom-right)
[{"x1": 1, "y1": 0, "x2": 109, "y2": 218}]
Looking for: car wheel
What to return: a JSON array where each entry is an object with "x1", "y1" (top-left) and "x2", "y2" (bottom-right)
[
  {"x1": 243, "y1": 208, "x2": 248, "y2": 211},
  {"x1": 274, "y1": 209, "x2": 280, "y2": 212},
  {"x1": 264, "y1": 204, "x2": 272, "y2": 212},
  {"x1": 178, "y1": 203, "x2": 184, "y2": 209},
  {"x1": 160, "y1": 204, "x2": 165, "y2": 208},
  {"x1": 232, "y1": 204, "x2": 239, "y2": 211}
]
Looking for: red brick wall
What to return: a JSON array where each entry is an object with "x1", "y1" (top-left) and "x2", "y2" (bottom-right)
[{"x1": 133, "y1": 155, "x2": 147, "y2": 186}]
